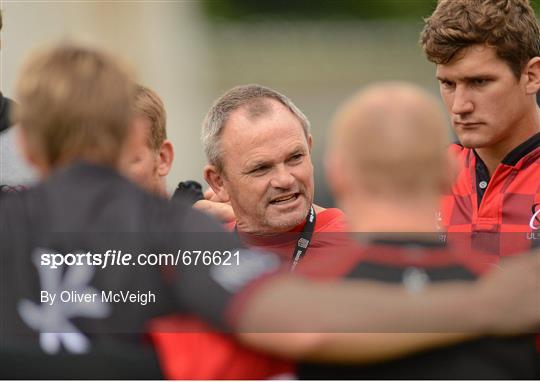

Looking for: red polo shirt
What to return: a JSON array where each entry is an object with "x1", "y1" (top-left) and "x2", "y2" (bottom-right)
[
  {"x1": 440, "y1": 132, "x2": 540, "y2": 257},
  {"x1": 229, "y1": 208, "x2": 349, "y2": 263}
]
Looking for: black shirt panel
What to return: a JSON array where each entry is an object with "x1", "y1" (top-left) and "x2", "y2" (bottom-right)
[
  {"x1": 0, "y1": 93, "x2": 14, "y2": 133},
  {"x1": 0, "y1": 337, "x2": 164, "y2": 379},
  {"x1": 299, "y1": 337, "x2": 537, "y2": 380},
  {"x1": 0, "y1": 163, "x2": 245, "y2": 345},
  {"x1": 297, "y1": 244, "x2": 537, "y2": 380},
  {"x1": 347, "y1": 261, "x2": 476, "y2": 283},
  {"x1": 473, "y1": 150, "x2": 491, "y2": 207},
  {"x1": 501, "y1": 131, "x2": 540, "y2": 166}
]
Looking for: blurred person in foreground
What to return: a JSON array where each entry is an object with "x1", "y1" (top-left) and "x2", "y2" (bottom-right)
[
  {"x1": 290, "y1": 82, "x2": 538, "y2": 379},
  {"x1": 150, "y1": 82, "x2": 540, "y2": 378},
  {"x1": 1, "y1": 43, "x2": 540, "y2": 379},
  {"x1": 420, "y1": 0, "x2": 540, "y2": 256},
  {"x1": 119, "y1": 84, "x2": 204, "y2": 204},
  {"x1": 119, "y1": 84, "x2": 173, "y2": 198}
]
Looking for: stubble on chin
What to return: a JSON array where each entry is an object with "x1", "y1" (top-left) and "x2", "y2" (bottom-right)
[{"x1": 264, "y1": 202, "x2": 311, "y2": 232}]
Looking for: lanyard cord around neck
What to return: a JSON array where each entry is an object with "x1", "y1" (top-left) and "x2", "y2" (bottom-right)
[
  {"x1": 289, "y1": 205, "x2": 316, "y2": 272},
  {"x1": 234, "y1": 205, "x2": 317, "y2": 272}
]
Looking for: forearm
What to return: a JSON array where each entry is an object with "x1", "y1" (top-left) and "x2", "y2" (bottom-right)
[
  {"x1": 234, "y1": 252, "x2": 540, "y2": 361},
  {"x1": 236, "y1": 276, "x2": 485, "y2": 333}
]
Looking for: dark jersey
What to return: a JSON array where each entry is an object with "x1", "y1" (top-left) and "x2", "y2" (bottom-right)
[
  {"x1": 0, "y1": 162, "x2": 280, "y2": 378},
  {"x1": 0, "y1": 92, "x2": 14, "y2": 133},
  {"x1": 296, "y1": 240, "x2": 538, "y2": 380}
]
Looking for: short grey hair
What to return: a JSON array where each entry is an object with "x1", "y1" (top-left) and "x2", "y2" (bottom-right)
[{"x1": 202, "y1": 84, "x2": 311, "y2": 172}]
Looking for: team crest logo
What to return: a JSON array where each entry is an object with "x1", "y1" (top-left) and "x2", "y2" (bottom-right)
[
  {"x1": 18, "y1": 248, "x2": 110, "y2": 354},
  {"x1": 530, "y1": 203, "x2": 540, "y2": 230}
]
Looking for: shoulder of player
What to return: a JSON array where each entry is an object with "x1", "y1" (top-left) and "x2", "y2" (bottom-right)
[{"x1": 314, "y1": 207, "x2": 347, "y2": 232}]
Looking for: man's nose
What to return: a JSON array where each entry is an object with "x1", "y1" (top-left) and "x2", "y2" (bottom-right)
[
  {"x1": 451, "y1": 86, "x2": 474, "y2": 115},
  {"x1": 270, "y1": 165, "x2": 295, "y2": 189}
]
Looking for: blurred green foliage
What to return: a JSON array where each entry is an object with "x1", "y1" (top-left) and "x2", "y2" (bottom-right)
[{"x1": 202, "y1": 0, "x2": 540, "y2": 22}]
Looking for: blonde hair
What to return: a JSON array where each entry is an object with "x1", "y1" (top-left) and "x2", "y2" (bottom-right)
[
  {"x1": 15, "y1": 44, "x2": 135, "y2": 167},
  {"x1": 332, "y1": 82, "x2": 448, "y2": 198},
  {"x1": 134, "y1": 85, "x2": 167, "y2": 152}
]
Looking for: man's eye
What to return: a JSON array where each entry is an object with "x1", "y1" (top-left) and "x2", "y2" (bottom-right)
[
  {"x1": 472, "y1": 79, "x2": 488, "y2": 86},
  {"x1": 440, "y1": 80, "x2": 454, "y2": 89},
  {"x1": 289, "y1": 154, "x2": 303, "y2": 163},
  {"x1": 250, "y1": 166, "x2": 269, "y2": 175}
]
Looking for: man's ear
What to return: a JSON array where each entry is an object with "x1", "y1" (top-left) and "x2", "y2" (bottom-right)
[
  {"x1": 156, "y1": 140, "x2": 174, "y2": 177},
  {"x1": 307, "y1": 134, "x2": 313, "y2": 153},
  {"x1": 203, "y1": 164, "x2": 230, "y2": 202},
  {"x1": 523, "y1": 56, "x2": 540, "y2": 95}
]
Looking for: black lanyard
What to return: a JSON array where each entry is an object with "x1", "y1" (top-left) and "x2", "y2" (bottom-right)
[
  {"x1": 289, "y1": 205, "x2": 316, "y2": 272},
  {"x1": 234, "y1": 205, "x2": 316, "y2": 271}
]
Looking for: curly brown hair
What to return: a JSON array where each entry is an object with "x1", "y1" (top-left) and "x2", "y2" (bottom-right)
[{"x1": 420, "y1": 0, "x2": 540, "y2": 78}]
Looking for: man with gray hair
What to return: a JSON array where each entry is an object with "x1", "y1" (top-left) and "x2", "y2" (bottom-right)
[{"x1": 199, "y1": 84, "x2": 346, "y2": 265}]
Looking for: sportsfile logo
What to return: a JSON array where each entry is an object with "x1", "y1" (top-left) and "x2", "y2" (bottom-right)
[{"x1": 530, "y1": 203, "x2": 540, "y2": 230}]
